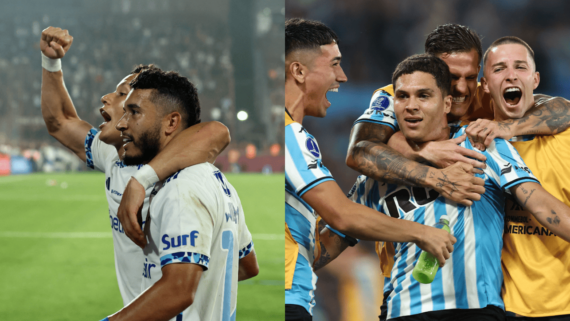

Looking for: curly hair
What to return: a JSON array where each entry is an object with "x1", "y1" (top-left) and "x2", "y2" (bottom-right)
[
  {"x1": 130, "y1": 69, "x2": 201, "y2": 128},
  {"x1": 130, "y1": 64, "x2": 162, "y2": 75}
]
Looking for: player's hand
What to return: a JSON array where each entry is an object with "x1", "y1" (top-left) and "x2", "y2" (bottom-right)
[
  {"x1": 117, "y1": 177, "x2": 147, "y2": 249},
  {"x1": 429, "y1": 162, "x2": 486, "y2": 206},
  {"x1": 416, "y1": 225, "x2": 456, "y2": 267},
  {"x1": 40, "y1": 26, "x2": 73, "y2": 59},
  {"x1": 418, "y1": 135, "x2": 487, "y2": 169},
  {"x1": 466, "y1": 118, "x2": 514, "y2": 151}
]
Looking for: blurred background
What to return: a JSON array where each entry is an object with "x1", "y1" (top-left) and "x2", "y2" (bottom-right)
[
  {"x1": 0, "y1": 0, "x2": 285, "y2": 175},
  {"x1": 0, "y1": 0, "x2": 284, "y2": 320},
  {"x1": 286, "y1": 0, "x2": 570, "y2": 320}
]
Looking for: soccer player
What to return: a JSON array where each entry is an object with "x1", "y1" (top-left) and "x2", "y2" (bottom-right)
[
  {"x1": 104, "y1": 68, "x2": 255, "y2": 321},
  {"x1": 285, "y1": 18, "x2": 457, "y2": 321},
  {"x1": 481, "y1": 36, "x2": 570, "y2": 320},
  {"x1": 40, "y1": 27, "x2": 234, "y2": 305},
  {"x1": 350, "y1": 53, "x2": 570, "y2": 320}
]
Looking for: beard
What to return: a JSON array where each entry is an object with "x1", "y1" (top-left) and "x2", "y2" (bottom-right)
[{"x1": 123, "y1": 125, "x2": 161, "y2": 166}]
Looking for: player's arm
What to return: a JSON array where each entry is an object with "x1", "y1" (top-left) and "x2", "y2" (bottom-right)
[
  {"x1": 303, "y1": 180, "x2": 456, "y2": 266},
  {"x1": 40, "y1": 26, "x2": 92, "y2": 162},
  {"x1": 467, "y1": 94, "x2": 570, "y2": 147},
  {"x1": 346, "y1": 122, "x2": 485, "y2": 206},
  {"x1": 107, "y1": 264, "x2": 203, "y2": 321},
  {"x1": 117, "y1": 121, "x2": 230, "y2": 248},
  {"x1": 313, "y1": 217, "x2": 350, "y2": 271},
  {"x1": 511, "y1": 182, "x2": 570, "y2": 243},
  {"x1": 238, "y1": 250, "x2": 259, "y2": 281},
  {"x1": 386, "y1": 130, "x2": 487, "y2": 169}
]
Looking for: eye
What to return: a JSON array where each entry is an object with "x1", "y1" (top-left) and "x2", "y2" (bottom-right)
[
  {"x1": 517, "y1": 66, "x2": 527, "y2": 70},
  {"x1": 494, "y1": 67, "x2": 503, "y2": 73}
]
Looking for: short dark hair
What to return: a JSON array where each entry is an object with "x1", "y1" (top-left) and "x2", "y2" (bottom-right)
[
  {"x1": 425, "y1": 23, "x2": 483, "y2": 64},
  {"x1": 392, "y1": 54, "x2": 452, "y2": 96},
  {"x1": 130, "y1": 69, "x2": 201, "y2": 129},
  {"x1": 483, "y1": 36, "x2": 535, "y2": 69},
  {"x1": 285, "y1": 18, "x2": 339, "y2": 58},
  {"x1": 130, "y1": 64, "x2": 161, "y2": 75}
]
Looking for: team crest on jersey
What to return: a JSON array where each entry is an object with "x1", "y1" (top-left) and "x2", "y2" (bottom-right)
[
  {"x1": 214, "y1": 171, "x2": 231, "y2": 197},
  {"x1": 305, "y1": 137, "x2": 320, "y2": 158},
  {"x1": 371, "y1": 94, "x2": 391, "y2": 112}
]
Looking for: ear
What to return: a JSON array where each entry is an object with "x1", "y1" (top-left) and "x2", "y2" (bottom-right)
[
  {"x1": 288, "y1": 61, "x2": 308, "y2": 84},
  {"x1": 164, "y1": 112, "x2": 182, "y2": 135},
  {"x1": 443, "y1": 94, "x2": 452, "y2": 114},
  {"x1": 481, "y1": 76, "x2": 490, "y2": 94},
  {"x1": 533, "y1": 71, "x2": 540, "y2": 90},
  {"x1": 477, "y1": 64, "x2": 481, "y2": 76}
]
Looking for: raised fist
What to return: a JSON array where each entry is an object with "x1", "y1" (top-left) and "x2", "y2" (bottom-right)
[{"x1": 40, "y1": 26, "x2": 73, "y2": 59}]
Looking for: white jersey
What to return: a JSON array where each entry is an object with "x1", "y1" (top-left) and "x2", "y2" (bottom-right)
[
  {"x1": 141, "y1": 163, "x2": 253, "y2": 321},
  {"x1": 85, "y1": 129, "x2": 152, "y2": 305}
]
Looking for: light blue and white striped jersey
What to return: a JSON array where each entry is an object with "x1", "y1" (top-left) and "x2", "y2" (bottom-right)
[
  {"x1": 285, "y1": 111, "x2": 334, "y2": 315},
  {"x1": 349, "y1": 126, "x2": 539, "y2": 319},
  {"x1": 353, "y1": 87, "x2": 399, "y2": 131}
]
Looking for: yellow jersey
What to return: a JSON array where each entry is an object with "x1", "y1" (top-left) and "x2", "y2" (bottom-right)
[{"x1": 502, "y1": 129, "x2": 570, "y2": 317}]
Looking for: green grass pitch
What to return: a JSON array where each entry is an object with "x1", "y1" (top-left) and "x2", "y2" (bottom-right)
[{"x1": 0, "y1": 172, "x2": 284, "y2": 320}]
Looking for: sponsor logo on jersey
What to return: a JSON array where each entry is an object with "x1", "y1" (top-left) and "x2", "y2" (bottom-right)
[
  {"x1": 225, "y1": 202, "x2": 240, "y2": 224},
  {"x1": 501, "y1": 163, "x2": 512, "y2": 175},
  {"x1": 162, "y1": 231, "x2": 199, "y2": 250},
  {"x1": 514, "y1": 165, "x2": 532, "y2": 174},
  {"x1": 214, "y1": 171, "x2": 231, "y2": 197},
  {"x1": 143, "y1": 258, "x2": 156, "y2": 279},
  {"x1": 305, "y1": 137, "x2": 320, "y2": 158},
  {"x1": 371, "y1": 94, "x2": 391, "y2": 112},
  {"x1": 110, "y1": 213, "x2": 124, "y2": 234}
]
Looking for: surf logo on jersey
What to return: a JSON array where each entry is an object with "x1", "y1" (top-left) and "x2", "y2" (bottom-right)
[
  {"x1": 214, "y1": 171, "x2": 231, "y2": 197},
  {"x1": 162, "y1": 231, "x2": 199, "y2": 250},
  {"x1": 143, "y1": 258, "x2": 156, "y2": 279},
  {"x1": 305, "y1": 137, "x2": 320, "y2": 158},
  {"x1": 371, "y1": 94, "x2": 391, "y2": 112},
  {"x1": 106, "y1": 177, "x2": 110, "y2": 190}
]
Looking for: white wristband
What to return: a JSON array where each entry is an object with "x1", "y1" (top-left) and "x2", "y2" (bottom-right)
[
  {"x1": 41, "y1": 52, "x2": 62, "y2": 72},
  {"x1": 133, "y1": 165, "x2": 159, "y2": 190}
]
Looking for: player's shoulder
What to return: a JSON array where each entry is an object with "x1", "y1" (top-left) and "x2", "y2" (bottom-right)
[{"x1": 372, "y1": 84, "x2": 394, "y2": 96}]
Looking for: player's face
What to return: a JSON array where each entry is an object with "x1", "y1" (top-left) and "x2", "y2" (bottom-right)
[
  {"x1": 437, "y1": 49, "x2": 480, "y2": 120},
  {"x1": 394, "y1": 71, "x2": 452, "y2": 144},
  {"x1": 304, "y1": 43, "x2": 347, "y2": 117},
  {"x1": 482, "y1": 43, "x2": 539, "y2": 121},
  {"x1": 98, "y1": 74, "x2": 137, "y2": 146},
  {"x1": 115, "y1": 88, "x2": 162, "y2": 166}
]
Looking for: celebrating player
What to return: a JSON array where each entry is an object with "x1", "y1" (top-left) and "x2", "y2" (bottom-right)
[
  {"x1": 284, "y1": 18, "x2": 456, "y2": 321},
  {"x1": 481, "y1": 36, "x2": 570, "y2": 320},
  {"x1": 104, "y1": 69, "x2": 256, "y2": 321},
  {"x1": 40, "y1": 26, "x2": 234, "y2": 306},
  {"x1": 350, "y1": 54, "x2": 570, "y2": 320}
]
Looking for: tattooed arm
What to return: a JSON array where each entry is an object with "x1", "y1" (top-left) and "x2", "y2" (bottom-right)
[
  {"x1": 313, "y1": 217, "x2": 350, "y2": 271},
  {"x1": 346, "y1": 122, "x2": 485, "y2": 206},
  {"x1": 467, "y1": 95, "x2": 570, "y2": 148},
  {"x1": 512, "y1": 182, "x2": 570, "y2": 243}
]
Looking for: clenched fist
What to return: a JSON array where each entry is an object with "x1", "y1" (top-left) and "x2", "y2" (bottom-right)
[{"x1": 40, "y1": 26, "x2": 73, "y2": 59}]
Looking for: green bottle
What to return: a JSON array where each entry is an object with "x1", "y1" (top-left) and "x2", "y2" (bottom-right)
[{"x1": 412, "y1": 215, "x2": 451, "y2": 284}]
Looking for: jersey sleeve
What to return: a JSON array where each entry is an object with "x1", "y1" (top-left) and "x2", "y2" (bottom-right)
[
  {"x1": 237, "y1": 204, "x2": 254, "y2": 259},
  {"x1": 485, "y1": 138, "x2": 540, "y2": 193},
  {"x1": 353, "y1": 89, "x2": 399, "y2": 131},
  {"x1": 84, "y1": 128, "x2": 117, "y2": 172},
  {"x1": 285, "y1": 123, "x2": 334, "y2": 197},
  {"x1": 157, "y1": 182, "x2": 216, "y2": 271}
]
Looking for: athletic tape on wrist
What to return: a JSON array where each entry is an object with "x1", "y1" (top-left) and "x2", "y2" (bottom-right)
[
  {"x1": 133, "y1": 165, "x2": 159, "y2": 190},
  {"x1": 41, "y1": 52, "x2": 62, "y2": 72}
]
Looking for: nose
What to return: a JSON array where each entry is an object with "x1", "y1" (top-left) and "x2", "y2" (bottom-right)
[
  {"x1": 116, "y1": 113, "x2": 128, "y2": 132},
  {"x1": 101, "y1": 93, "x2": 110, "y2": 105},
  {"x1": 337, "y1": 66, "x2": 348, "y2": 83},
  {"x1": 454, "y1": 78, "x2": 467, "y2": 95},
  {"x1": 406, "y1": 97, "x2": 420, "y2": 112},
  {"x1": 506, "y1": 67, "x2": 518, "y2": 82}
]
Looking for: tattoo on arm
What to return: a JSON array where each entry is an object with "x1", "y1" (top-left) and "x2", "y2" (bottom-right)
[
  {"x1": 546, "y1": 210, "x2": 561, "y2": 226},
  {"x1": 313, "y1": 218, "x2": 349, "y2": 271},
  {"x1": 511, "y1": 95, "x2": 570, "y2": 135},
  {"x1": 351, "y1": 123, "x2": 430, "y2": 186},
  {"x1": 522, "y1": 188, "x2": 535, "y2": 207}
]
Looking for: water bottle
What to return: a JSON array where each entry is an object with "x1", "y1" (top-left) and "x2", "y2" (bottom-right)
[{"x1": 412, "y1": 215, "x2": 451, "y2": 284}]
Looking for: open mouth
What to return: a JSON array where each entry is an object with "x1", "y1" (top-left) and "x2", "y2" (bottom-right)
[
  {"x1": 503, "y1": 87, "x2": 522, "y2": 106},
  {"x1": 452, "y1": 96, "x2": 466, "y2": 104},
  {"x1": 99, "y1": 108, "x2": 112, "y2": 128},
  {"x1": 324, "y1": 87, "x2": 338, "y2": 105},
  {"x1": 122, "y1": 134, "x2": 134, "y2": 147},
  {"x1": 404, "y1": 117, "x2": 423, "y2": 125}
]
